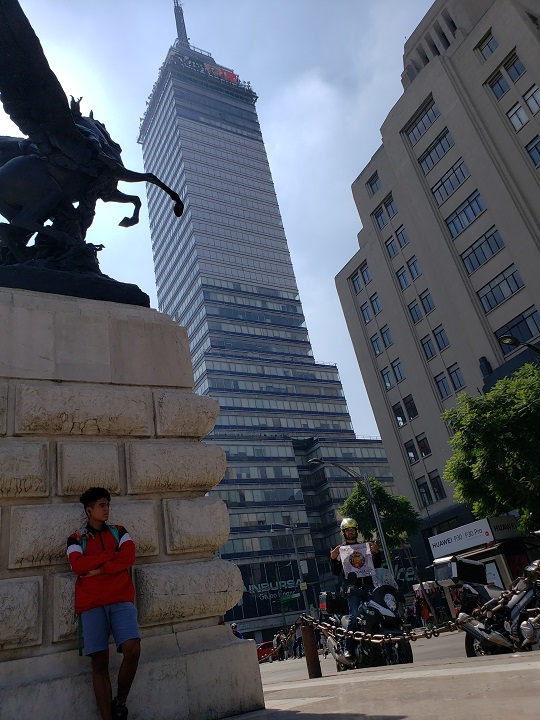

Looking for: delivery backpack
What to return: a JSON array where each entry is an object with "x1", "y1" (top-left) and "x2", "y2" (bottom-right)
[{"x1": 77, "y1": 524, "x2": 120, "y2": 655}]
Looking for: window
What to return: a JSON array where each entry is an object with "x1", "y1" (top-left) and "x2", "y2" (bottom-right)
[
  {"x1": 397, "y1": 266, "x2": 410, "y2": 289},
  {"x1": 526, "y1": 136, "x2": 540, "y2": 166},
  {"x1": 445, "y1": 190, "x2": 485, "y2": 238},
  {"x1": 392, "y1": 402, "x2": 407, "y2": 427},
  {"x1": 360, "y1": 263, "x2": 372, "y2": 284},
  {"x1": 404, "y1": 440, "x2": 419, "y2": 464},
  {"x1": 385, "y1": 196, "x2": 398, "y2": 218},
  {"x1": 407, "y1": 255, "x2": 422, "y2": 279},
  {"x1": 392, "y1": 358, "x2": 405, "y2": 382},
  {"x1": 478, "y1": 32, "x2": 498, "y2": 60},
  {"x1": 461, "y1": 227, "x2": 505, "y2": 274},
  {"x1": 432, "y1": 158, "x2": 470, "y2": 205},
  {"x1": 381, "y1": 367, "x2": 394, "y2": 390},
  {"x1": 361, "y1": 302, "x2": 372, "y2": 323},
  {"x1": 478, "y1": 264, "x2": 524, "y2": 312},
  {"x1": 403, "y1": 394, "x2": 418, "y2": 419},
  {"x1": 448, "y1": 363, "x2": 465, "y2": 390},
  {"x1": 417, "y1": 477, "x2": 434, "y2": 507},
  {"x1": 421, "y1": 335, "x2": 437, "y2": 359},
  {"x1": 496, "y1": 306, "x2": 540, "y2": 353},
  {"x1": 507, "y1": 103, "x2": 528, "y2": 130},
  {"x1": 434, "y1": 325, "x2": 450, "y2": 350},
  {"x1": 524, "y1": 86, "x2": 540, "y2": 115},
  {"x1": 386, "y1": 237, "x2": 398, "y2": 258},
  {"x1": 367, "y1": 173, "x2": 381, "y2": 196},
  {"x1": 351, "y1": 272, "x2": 362, "y2": 294},
  {"x1": 419, "y1": 128, "x2": 455, "y2": 174},
  {"x1": 407, "y1": 100, "x2": 441, "y2": 145},
  {"x1": 396, "y1": 226, "x2": 409, "y2": 248},
  {"x1": 420, "y1": 289, "x2": 435, "y2": 314},
  {"x1": 370, "y1": 334, "x2": 382, "y2": 355},
  {"x1": 416, "y1": 433, "x2": 432, "y2": 458},
  {"x1": 435, "y1": 372, "x2": 452, "y2": 399},
  {"x1": 408, "y1": 300, "x2": 423, "y2": 324},
  {"x1": 374, "y1": 207, "x2": 388, "y2": 229},
  {"x1": 370, "y1": 293, "x2": 382, "y2": 315},
  {"x1": 489, "y1": 73, "x2": 509, "y2": 99},
  {"x1": 435, "y1": 373, "x2": 452, "y2": 400},
  {"x1": 429, "y1": 471, "x2": 447, "y2": 501},
  {"x1": 381, "y1": 325, "x2": 393, "y2": 347},
  {"x1": 505, "y1": 54, "x2": 526, "y2": 82}
]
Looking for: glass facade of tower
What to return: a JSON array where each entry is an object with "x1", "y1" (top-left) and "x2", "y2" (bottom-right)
[{"x1": 139, "y1": 8, "x2": 393, "y2": 638}]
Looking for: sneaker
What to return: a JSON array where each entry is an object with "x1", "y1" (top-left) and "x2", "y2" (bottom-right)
[{"x1": 112, "y1": 697, "x2": 128, "y2": 719}]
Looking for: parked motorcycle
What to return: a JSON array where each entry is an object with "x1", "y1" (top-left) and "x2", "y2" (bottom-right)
[
  {"x1": 319, "y1": 584, "x2": 413, "y2": 671},
  {"x1": 457, "y1": 558, "x2": 540, "y2": 657}
]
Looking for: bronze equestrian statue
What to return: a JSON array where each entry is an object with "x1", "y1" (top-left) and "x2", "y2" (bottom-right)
[{"x1": 0, "y1": 0, "x2": 183, "y2": 277}]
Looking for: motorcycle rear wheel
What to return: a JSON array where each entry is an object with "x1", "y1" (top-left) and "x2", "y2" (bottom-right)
[
  {"x1": 464, "y1": 633, "x2": 505, "y2": 657},
  {"x1": 397, "y1": 640, "x2": 413, "y2": 664}
]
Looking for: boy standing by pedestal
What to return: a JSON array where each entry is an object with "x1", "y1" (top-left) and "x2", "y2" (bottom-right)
[{"x1": 67, "y1": 487, "x2": 141, "y2": 720}]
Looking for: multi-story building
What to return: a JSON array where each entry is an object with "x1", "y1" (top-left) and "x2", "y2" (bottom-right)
[
  {"x1": 336, "y1": 0, "x2": 540, "y2": 573},
  {"x1": 139, "y1": 1, "x2": 393, "y2": 639}
]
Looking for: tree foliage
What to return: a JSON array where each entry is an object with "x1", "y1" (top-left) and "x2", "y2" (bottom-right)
[
  {"x1": 339, "y1": 478, "x2": 421, "y2": 549},
  {"x1": 443, "y1": 363, "x2": 540, "y2": 531}
]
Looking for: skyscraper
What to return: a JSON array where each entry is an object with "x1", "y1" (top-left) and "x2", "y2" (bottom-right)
[
  {"x1": 336, "y1": 0, "x2": 540, "y2": 572},
  {"x1": 139, "y1": 2, "x2": 393, "y2": 638}
]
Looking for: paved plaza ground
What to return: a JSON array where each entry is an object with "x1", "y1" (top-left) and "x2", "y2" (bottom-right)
[{"x1": 226, "y1": 633, "x2": 540, "y2": 719}]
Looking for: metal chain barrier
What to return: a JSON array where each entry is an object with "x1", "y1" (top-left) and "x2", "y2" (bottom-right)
[{"x1": 300, "y1": 613, "x2": 460, "y2": 646}]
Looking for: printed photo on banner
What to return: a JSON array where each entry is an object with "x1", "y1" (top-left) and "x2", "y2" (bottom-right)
[{"x1": 339, "y1": 542, "x2": 375, "y2": 578}]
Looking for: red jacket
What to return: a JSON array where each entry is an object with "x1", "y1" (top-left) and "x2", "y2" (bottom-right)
[{"x1": 67, "y1": 523, "x2": 135, "y2": 614}]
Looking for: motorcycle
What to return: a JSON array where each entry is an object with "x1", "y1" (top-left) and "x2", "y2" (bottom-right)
[
  {"x1": 457, "y1": 558, "x2": 540, "y2": 657},
  {"x1": 319, "y1": 583, "x2": 413, "y2": 671}
]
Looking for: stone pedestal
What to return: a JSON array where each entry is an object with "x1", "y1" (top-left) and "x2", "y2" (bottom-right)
[{"x1": 0, "y1": 288, "x2": 264, "y2": 720}]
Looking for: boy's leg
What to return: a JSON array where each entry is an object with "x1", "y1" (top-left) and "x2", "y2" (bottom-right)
[
  {"x1": 116, "y1": 637, "x2": 141, "y2": 703},
  {"x1": 91, "y1": 650, "x2": 113, "y2": 720}
]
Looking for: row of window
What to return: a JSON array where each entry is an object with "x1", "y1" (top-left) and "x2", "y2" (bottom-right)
[
  {"x1": 214, "y1": 488, "x2": 303, "y2": 505},
  {"x1": 489, "y1": 52, "x2": 526, "y2": 100},
  {"x1": 370, "y1": 324, "x2": 393, "y2": 355},
  {"x1": 351, "y1": 262, "x2": 372, "y2": 294},
  {"x1": 405, "y1": 433, "x2": 432, "y2": 464},
  {"x1": 222, "y1": 466, "x2": 298, "y2": 481},
  {"x1": 385, "y1": 226, "x2": 409, "y2": 257},
  {"x1": 397, "y1": 255, "x2": 422, "y2": 289},
  {"x1": 228, "y1": 510, "x2": 307, "y2": 528},
  {"x1": 221, "y1": 533, "x2": 312, "y2": 556},
  {"x1": 392, "y1": 395, "x2": 419, "y2": 427},
  {"x1": 434, "y1": 364, "x2": 465, "y2": 398},
  {"x1": 408, "y1": 289, "x2": 436, "y2": 322},
  {"x1": 361, "y1": 293, "x2": 382, "y2": 322},
  {"x1": 432, "y1": 158, "x2": 470, "y2": 206},
  {"x1": 496, "y1": 306, "x2": 540, "y2": 355},
  {"x1": 381, "y1": 359, "x2": 405, "y2": 389},
  {"x1": 417, "y1": 471, "x2": 446, "y2": 507},
  {"x1": 421, "y1": 326, "x2": 450, "y2": 359},
  {"x1": 373, "y1": 195, "x2": 398, "y2": 230}
]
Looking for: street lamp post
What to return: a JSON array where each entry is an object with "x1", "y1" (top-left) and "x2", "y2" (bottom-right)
[
  {"x1": 271, "y1": 523, "x2": 310, "y2": 614},
  {"x1": 499, "y1": 334, "x2": 540, "y2": 356},
  {"x1": 308, "y1": 458, "x2": 397, "y2": 584}
]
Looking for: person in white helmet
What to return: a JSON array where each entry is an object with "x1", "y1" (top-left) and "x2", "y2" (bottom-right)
[
  {"x1": 230, "y1": 622, "x2": 244, "y2": 639},
  {"x1": 330, "y1": 518, "x2": 380, "y2": 660}
]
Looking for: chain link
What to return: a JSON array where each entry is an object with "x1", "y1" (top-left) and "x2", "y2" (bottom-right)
[{"x1": 300, "y1": 613, "x2": 459, "y2": 645}]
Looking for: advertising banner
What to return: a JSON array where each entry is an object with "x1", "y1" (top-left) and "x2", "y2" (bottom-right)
[{"x1": 429, "y1": 518, "x2": 493, "y2": 559}]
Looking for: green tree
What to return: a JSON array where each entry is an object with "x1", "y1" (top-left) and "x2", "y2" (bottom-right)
[
  {"x1": 443, "y1": 363, "x2": 540, "y2": 531},
  {"x1": 339, "y1": 479, "x2": 421, "y2": 548}
]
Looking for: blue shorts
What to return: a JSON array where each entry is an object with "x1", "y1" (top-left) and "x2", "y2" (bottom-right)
[{"x1": 81, "y1": 602, "x2": 140, "y2": 656}]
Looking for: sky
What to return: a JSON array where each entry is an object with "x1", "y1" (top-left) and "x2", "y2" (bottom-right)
[{"x1": 0, "y1": 0, "x2": 435, "y2": 437}]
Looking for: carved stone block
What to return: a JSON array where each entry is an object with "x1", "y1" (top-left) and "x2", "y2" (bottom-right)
[
  {"x1": 57, "y1": 441, "x2": 120, "y2": 496},
  {"x1": 0, "y1": 577, "x2": 42, "y2": 649},
  {"x1": 108, "y1": 499, "x2": 159, "y2": 557},
  {"x1": 163, "y1": 496, "x2": 230, "y2": 554},
  {"x1": 52, "y1": 573, "x2": 77, "y2": 643},
  {"x1": 0, "y1": 440, "x2": 48, "y2": 497},
  {"x1": 14, "y1": 382, "x2": 153, "y2": 436},
  {"x1": 153, "y1": 390, "x2": 219, "y2": 438},
  {"x1": 0, "y1": 382, "x2": 6, "y2": 435},
  {"x1": 135, "y1": 559, "x2": 243, "y2": 627},
  {"x1": 126, "y1": 440, "x2": 226, "y2": 494},
  {"x1": 8, "y1": 503, "x2": 82, "y2": 568}
]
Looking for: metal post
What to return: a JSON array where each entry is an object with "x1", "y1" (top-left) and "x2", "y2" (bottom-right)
[
  {"x1": 290, "y1": 527, "x2": 310, "y2": 614},
  {"x1": 301, "y1": 621, "x2": 322, "y2": 678},
  {"x1": 362, "y1": 476, "x2": 395, "y2": 583}
]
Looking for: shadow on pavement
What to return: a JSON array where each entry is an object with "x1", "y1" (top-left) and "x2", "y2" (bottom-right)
[{"x1": 229, "y1": 711, "x2": 408, "y2": 719}]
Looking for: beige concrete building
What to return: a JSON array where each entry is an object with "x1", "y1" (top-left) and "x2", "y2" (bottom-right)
[{"x1": 336, "y1": 0, "x2": 540, "y2": 568}]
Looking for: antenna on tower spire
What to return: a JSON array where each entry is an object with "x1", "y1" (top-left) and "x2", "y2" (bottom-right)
[{"x1": 174, "y1": 0, "x2": 189, "y2": 45}]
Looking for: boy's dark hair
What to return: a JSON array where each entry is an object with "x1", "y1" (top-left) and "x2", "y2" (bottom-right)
[{"x1": 80, "y1": 487, "x2": 111, "y2": 509}]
